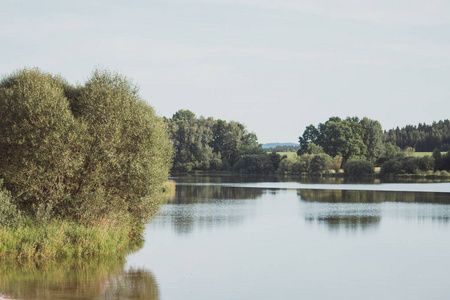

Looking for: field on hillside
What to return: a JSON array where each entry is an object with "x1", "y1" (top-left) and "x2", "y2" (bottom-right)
[
  {"x1": 413, "y1": 152, "x2": 446, "y2": 157},
  {"x1": 271, "y1": 151, "x2": 445, "y2": 159},
  {"x1": 274, "y1": 152, "x2": 298, "y2": 158}
]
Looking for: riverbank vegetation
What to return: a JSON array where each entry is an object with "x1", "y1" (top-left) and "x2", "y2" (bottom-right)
[
  {"x1": 0, "y1": 68, "x2": 172, "y2": 260},
  {"x1": 165, "y1": 109, "x2": 264, "y2": 172}
]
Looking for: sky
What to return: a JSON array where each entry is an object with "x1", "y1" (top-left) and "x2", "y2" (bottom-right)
[{"x1": 1, "y1": 0, "x2": 450, "y2": 143}]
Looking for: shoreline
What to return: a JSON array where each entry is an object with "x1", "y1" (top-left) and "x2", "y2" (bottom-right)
[{"x1": 0, "y1": 293, "x2": 15, "y2": 300}]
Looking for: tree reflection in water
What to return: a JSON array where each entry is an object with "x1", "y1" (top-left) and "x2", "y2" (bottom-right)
[
  {"x1": 299, "y1": 189, "x2": 450, "y2": 232},
  {"x1": 159, "y1": 185, "x2": 263, "y2": 235},
  {"x1": 298, "y1": 189, "x2": 450, "y2": 204},
  {"x1": 0, "y1": 258, "x2": 159, "y2": 300}
]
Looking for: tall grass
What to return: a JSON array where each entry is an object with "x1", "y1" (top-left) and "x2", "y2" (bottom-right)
[{"x1": 0, "y1": 218, "x2": 141, "y2": 260}]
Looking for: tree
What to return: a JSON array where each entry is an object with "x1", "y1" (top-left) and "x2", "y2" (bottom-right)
[
  {"x1": 0, "y1": 68, "x2": 173, "y2": 223},
  {"x1": 0, "y1": 68, "x2": 86, "y2": 220},
  {"x1": 166, "y1": 111, "x2": 262, "y2": 172},
  {"x1": 318, "y1": 117, "x2": 367, "y2": 160},
  {"x1": 360, "y1": 117, "x2": 385, "y2": 163},
  {"x1": 298, "y1": 125, "x2": 320, "y2": 155},
  {"x1": 268, "y1": 152, "x2": 282, "y2": 170},
  {"x1": 432, "y1": 148, "x2": 443, "y2": 170}
]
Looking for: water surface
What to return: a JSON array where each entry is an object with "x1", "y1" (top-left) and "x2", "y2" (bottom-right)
[{"x1": 2, "y1": 176, "x2": 450, "y2": 299}]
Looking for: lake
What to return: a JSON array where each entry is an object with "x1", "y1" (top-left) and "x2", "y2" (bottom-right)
[{"x1": 2, "y1": 175, "x2": 450, "y2": 300}]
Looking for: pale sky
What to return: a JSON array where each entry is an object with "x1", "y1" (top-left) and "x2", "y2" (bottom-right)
[{"x1": 1, "y1": 0, "x2": 450, "y2": 143}]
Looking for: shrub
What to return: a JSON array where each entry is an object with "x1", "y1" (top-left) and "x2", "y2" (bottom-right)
[
  {"x1": 0, "y1": 68, "x2": 173, "y2": 224},
  {"x1": 0, "y1": 180, "x2": 23, "y2": 228},
  {"x1": 278, "y1": 157, "x2": 296, "y2": 174},
  {"x1": 331, "y1": 156, "x2": 343, "y2": 173},
  {"x1": 310, "y1": 154, "x2": 332, "y2": 175},
  {"x1": 233, "y1": 154, "x2": 275, "y2": 173},
  {"x1": 440, "y1": 170, "x2": 450, "y2": 177},
  {"x1": 343, "y1": 160, "x2": 374, "y2": 177},
  {"x1": 442, "y1": 151, "x2": 450, "y2": 170},
  {"x1": 380, "y1": 156, "x2": 435, "y2": 176},
  {"x1": 296, "y1": 154, "x2": 313, "y2": 173}
]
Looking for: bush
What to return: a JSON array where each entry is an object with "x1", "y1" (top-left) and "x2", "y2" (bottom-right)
[
  {"x1": 0, "y1": 68, "x2": 173, "y2": 224},
  {"x1": 380, "y1": 156, "x2": 435, "y2": 176},
  {"x1": 331, "y1": 156, "x2": 343, "y2": 173},
  {"x1": 343, "y1": 160, "x2": 374, "y2": 177},
  {"x1": 278, "y1": 157, "x2": 297, "y2": 174},
  {"x1": 233, "y1": 154, "x2": 275, "y2": 173},
  {"x1": 278, "y1": 154, "x2": 313, "y2": 174},
  {"x1": 310, "y1": 154, "x2": 332, "y2": 175},
  {"x1": 0, "y1": 180, "x2": 23, "y2": 228}
]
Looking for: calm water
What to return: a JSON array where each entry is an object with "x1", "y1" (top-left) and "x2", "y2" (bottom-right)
[{"x1": 2, "y1": 176, "x2": 450, "y2": 300}]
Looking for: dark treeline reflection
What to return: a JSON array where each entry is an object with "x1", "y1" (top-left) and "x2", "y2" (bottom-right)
[
  {"x1": 301, "y1": 189, "x2": 450, "y2": 232},
  {"x1": 0, "y1": 259, "x2": 159, "y2": 300},
  {"x1": 173, "y1": 174, "x2": 450, "y2": 185},
  {"x1": 305, "y1": 214, "x2": 381, "y2": 232},
  {"x1": 168, "y1": 184, "x2": 264, "y2": 204},
  {"x1": 298, "y1": 189, "x2": 450, "y2": 204},
  {"x1": 158, "y1": 185, "x2": 263, "y2": 235},
  {"x1": 301, "y1": 190, "x2": 382, "y2": 232},
  {"x1": 173, "y1": 174, "x2": 381, "y2": 185}
]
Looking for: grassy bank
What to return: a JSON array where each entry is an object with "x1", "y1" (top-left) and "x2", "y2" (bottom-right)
[
  {"x1": 0, "y1": 218, "x2": 142, "y2": 260},
  {"x1": 0, "y1": 180, "x2": 176, "y2": 261}
]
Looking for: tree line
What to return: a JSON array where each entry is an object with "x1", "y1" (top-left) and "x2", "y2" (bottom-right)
[
  {"x1": 384, "y1": 120, "x2": 450, "y2": 152},
  {"x1": 165, "y1": 110, "x2": 264, "y2": 172}
]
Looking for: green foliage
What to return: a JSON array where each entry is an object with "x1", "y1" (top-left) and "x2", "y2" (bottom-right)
[
  {"x1": 377, "y1": 142, "x2": 400, "y2": 164},
  {"x1": 306, "y1": 143, "x2": 324, "y2": 154},
  {"x1": 310, "y1": 154, "x2": 333, "y2": 175},
  {"x1": 298, "y1": 116, "x2": 384, "y2": 161},
  {"x1": 0, "y1": 180, "x2": 23, "y2": 228},
  {"x1": 278, "y1": 154, "x2": 313, "y2": 174},
  {"x1": 404, "y1": 147, "x2": 415, "y2": 156},
  {"x1": 268, "y1": 152, "x2": 282, "y2": 170},
  {"x1": 384, "y1": 120, "x2": 450, "y2": 152},
  {"x1": 331, "y1": 156, "x2": 343, "y2": 173},
  {"x1": 166, "y1": 110, "x2": 263, "y2": 172},
  {"x1": 0, "y1": 218, "x2": 139, "y2": 259},
  {"x1": 0, "y1": 69, "x2": 86, "y2": 221},
  {"x1": 233, "y1": 155, "x2": 275, "y2": 174},
  {"x1": 343, "y1": 160, "x2": 375, "y2": 177},
  {"x1": 360, "y1": 117, "x2": 385, "y2": 163},
  {"x1": 380, "y1": 156, "x2": 435, "y2": 176},
  {"x1": 0, "y1": 68, "x2": 173, "y2": 225},
  {"x1": 71, "y1": 70, "x2": 173, "y2": 223},
  {"x1": 278, "y1": 157, "x2": 297, "y2": 174},
  {"x1": 441, "y1": 150, "x2": 450, "y2": 171}
]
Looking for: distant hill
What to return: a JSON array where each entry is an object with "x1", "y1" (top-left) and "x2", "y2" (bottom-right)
[{"x1": 262, "y1": 143, "x2": 298, "y2": 149}]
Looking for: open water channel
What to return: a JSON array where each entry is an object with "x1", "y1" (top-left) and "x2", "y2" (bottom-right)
[{"x1": 2, "y1": 175, "x2": 450, "y2": 300}]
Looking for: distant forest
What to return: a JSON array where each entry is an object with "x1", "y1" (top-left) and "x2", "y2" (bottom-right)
[{"x1": 384, "y1": 120, "x2": 450, "y2": 152}]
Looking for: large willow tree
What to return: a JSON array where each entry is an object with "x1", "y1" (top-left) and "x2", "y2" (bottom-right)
[{"x1": 0, "y1": 68, "x2": 172, "y2": 223}]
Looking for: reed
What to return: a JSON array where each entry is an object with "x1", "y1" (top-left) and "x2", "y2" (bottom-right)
[{"x1": 0, "y1": 218, "x2": 141, "y2": 260}]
